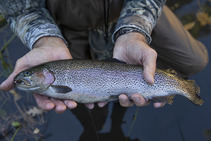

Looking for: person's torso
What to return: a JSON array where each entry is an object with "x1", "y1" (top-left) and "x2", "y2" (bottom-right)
[{"x1": 46, "y1": 0, "x2": 124, "y2": 31}]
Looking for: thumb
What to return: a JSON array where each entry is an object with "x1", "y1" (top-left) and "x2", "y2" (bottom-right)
[
  {"x1": 142, "y1": 50, "x2": 157, "y2": 84},
  {"x1": 0, "y1": 72, "x2": 17, "y2": 91},
  {"x1": 0, "y1": 58, "x2": 28, "y2": 91}
]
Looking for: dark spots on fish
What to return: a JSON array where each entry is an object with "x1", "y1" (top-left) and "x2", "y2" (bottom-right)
[
  {"x1": 51, "y1": 85, "x2": 72, "y2": 94},
  {"x1": 164, "y1": 69, "x2": 178, "y2": 75}
]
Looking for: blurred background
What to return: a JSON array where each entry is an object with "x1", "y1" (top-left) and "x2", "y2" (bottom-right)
[{"x1": 0, "y1": 0, "x2": 211, "y2": 141}]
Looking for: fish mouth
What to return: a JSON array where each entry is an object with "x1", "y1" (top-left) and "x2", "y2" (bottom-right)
[
  {"x1": 14, "y1": 78, "x2": 41, "y2": 92},
  {"x1": 14, "y1": 78, "x2": 31, "y2": 87}
]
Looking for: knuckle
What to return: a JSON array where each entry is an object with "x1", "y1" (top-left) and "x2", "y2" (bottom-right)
[
  {"x1": 149, "y1": 49, "x2": 157, "y2": 58},
  {"x1": 53, "y1": 48, "x2": 71, "y2": 59},
  {"x1": 15, "y1": 58, "x2": 23, "y2": 68},
  {"x1": 15, "y1": 57, "x2": 30, "y2": 72}
]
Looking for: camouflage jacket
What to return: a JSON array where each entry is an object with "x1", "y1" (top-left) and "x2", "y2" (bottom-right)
[{"x1": 0, "y1": 0, "x2": 166, "y2": 49}]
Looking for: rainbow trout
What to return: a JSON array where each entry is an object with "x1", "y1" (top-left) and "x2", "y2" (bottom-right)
[{"x1": 14, "y1": 59, "x2": 204, "y2": 105}]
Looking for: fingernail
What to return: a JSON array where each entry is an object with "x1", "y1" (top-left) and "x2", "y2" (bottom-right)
[
  {"x1": 86, "y1": 104, "x2": 94, "y2": 109},
  {"x1": 154, "y1": 103, "x2": 164, "y2": 108},
  {"x1": 134, "y1": 97, "x2": 141, "y2": 103},
  {"x1": 46, "y1": 102, "x2": 54, "y2": 110},
  {"x1": 55, "y1": 110, "x2": 64, "y2": 114},
  {"x1": 56, "y1": 105, "x2": 66, "y2": 112},
  {"x1": 149, "y1": 75, "x2": 154, "y2": 84},
  {"x1": 64, "y1": 101, "x2": 71, "y2": 108},
  {"x1": 98, "y1": 102, "x2": 106, "y2": 108},
  {"x1": 67, "y1": 102, "x2": 77, "y2": 109}
]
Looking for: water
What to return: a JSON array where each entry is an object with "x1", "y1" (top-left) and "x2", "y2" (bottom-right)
[{"x1": 0, "y1": 1, "x2": 211, "y2": 141}]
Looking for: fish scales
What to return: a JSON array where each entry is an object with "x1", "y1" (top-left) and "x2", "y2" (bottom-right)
[
  {"x1": 47, "y1": 60, "x2": 173, "y2": 99},
  {"x1": 14, "y1": 59, "x2": 204, "y2": 106},
  {"x1": 47, "y1": 60, "x2": 147, "y2": 101}
]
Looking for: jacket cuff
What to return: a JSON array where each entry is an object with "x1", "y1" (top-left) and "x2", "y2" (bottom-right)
[
  {"x1": 113, "y1": 14, "x2": 154, "y2": 44},
  {"x1": 25, "y1": 23, "x2": 68, "y2": 50},
  {"x1": 112, "y1": 25, "x2": 152, "y2": 44}
]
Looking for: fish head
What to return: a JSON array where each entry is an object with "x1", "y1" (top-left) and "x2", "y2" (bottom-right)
[{"x1": 14, "y1": 66, "x2": 55, "y2": 93}]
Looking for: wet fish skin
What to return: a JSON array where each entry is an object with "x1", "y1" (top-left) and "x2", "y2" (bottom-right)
[{"x1": 14, "y1": 59, "x2": 204, "y2": 106}]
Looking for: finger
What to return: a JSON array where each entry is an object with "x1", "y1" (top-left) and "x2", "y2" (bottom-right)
[
  {"x1": 0, "y1": 57, "x2": 29, "y2": 91},
  {"x1": 33, "y1": 94, "x2": 55, "y2": 111},
  {"x1": 131, "y1": 93, "x2": 150, "y2": 106},
  {"x1": 0, "y1": 73, "x2": 17, "y2": 91},
  {"x1": 97, "y1": 102, "x2": 108, "y2": 108},
  {"x1": 119, "y1": 94, "x2": 134, "y2": 107},
  {"x1": 85, "y1": 103, "x2": 95, "y2": 109},
  {"x1": 64, "y1": 100, "x2": 77, "y2": 109},
  {"x1": 142, "y1": 50, "x2": 157, "y2": 84},
  {"x1": 50, "y1": 98, "x2": 67, "y2": 114},
  {"x1": 154, "y1": 102, "x2": 165, "y2": 108}
]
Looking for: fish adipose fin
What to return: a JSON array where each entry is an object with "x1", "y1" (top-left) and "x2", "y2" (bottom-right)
[
  {"x1": 165, "y1": 69, "x2": 177, "y2": 75},
  {"x1": 150, "y1": 95, "x2": 175, "y2": 104},
  {"x1": 51, "y1": 85, "x2": 72, "y2": 94}
]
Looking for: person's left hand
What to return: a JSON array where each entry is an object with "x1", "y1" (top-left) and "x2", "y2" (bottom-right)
[{"x1": 113, "y1": 32, "x2": 165, "y2": 108}]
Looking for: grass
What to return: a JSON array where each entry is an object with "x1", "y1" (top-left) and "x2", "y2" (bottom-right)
[{"x1": 0, "y1": 16, "x2": 44, "y2": 141}]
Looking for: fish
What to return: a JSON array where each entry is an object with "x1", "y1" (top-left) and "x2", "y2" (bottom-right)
[{"x1": 14, "y1": 59, "x2": 204, "y2": 106}]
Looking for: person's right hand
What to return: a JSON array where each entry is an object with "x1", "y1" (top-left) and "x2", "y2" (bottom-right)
[
  {"x1": 113, "y1": 32, "x2": 165, "y2": 108},
  {"x1": 0, "y1": 37, "x2": 78, "y2": 113}
]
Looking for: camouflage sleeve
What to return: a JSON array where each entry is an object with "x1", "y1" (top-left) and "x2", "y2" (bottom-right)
[
  {"x1": 112, "y1": 0, "x2": 166, "y2": 44},
  {"x1": 0, "y1": 0, "x2": 66, "y2": 50}
]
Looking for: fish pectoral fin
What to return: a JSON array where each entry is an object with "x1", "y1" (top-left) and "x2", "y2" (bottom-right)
[
  {"x1": 150, "y1": 95, "x2": 175, "y2": 104},
  {"x1": 51, "y1": 85, "x2": 72, "y2": 94}
]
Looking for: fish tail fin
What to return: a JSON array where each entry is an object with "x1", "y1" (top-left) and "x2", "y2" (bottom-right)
[{"x1": 183, "y1": 80, "x2": 204, "y2": 106}]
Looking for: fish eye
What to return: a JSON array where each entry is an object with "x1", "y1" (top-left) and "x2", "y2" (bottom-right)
[{"x1": 23, "y1": 71, "x2": 33, "y2": 77}]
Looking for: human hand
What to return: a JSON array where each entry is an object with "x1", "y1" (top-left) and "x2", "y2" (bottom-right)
[
  {"x1": 0, "y1": 37, "x2": 107, "y2": 112},
  {"x1": 113, "y1": 32, "x2": 165, "y2": 108},
  {"x1": 0, "y1": 37, "x2": 78, "y2": 113}
]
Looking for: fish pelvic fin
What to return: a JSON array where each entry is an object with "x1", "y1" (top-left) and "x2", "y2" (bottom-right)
[{"x1": 183, "y1": 80, "x2": 204, "y2": 106}]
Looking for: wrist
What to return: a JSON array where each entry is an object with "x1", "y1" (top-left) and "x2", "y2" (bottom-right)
[
  {"x1": 33, "y1": 36, "x2": 72, "y2": 60},
  {"x1": 113, "y1": 27, "x2": 151, "y2": 44},
  {"x1": 33, "y1": 37, "x2": 68, "y2": 49},
  {"x1": 116, "y1": 32, "x2": 147, "y2": 44}
]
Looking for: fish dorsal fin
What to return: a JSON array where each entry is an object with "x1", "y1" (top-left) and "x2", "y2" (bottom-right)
[
  {"x1": 104, "y1": 58, "x2": 126, "y2": 64},
  {"x1": 165, "y1": 69, "x2": 177, "y2": 75},
  {"x1": 51, "y1": 85, "x2": 72, "y2": 94}
]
